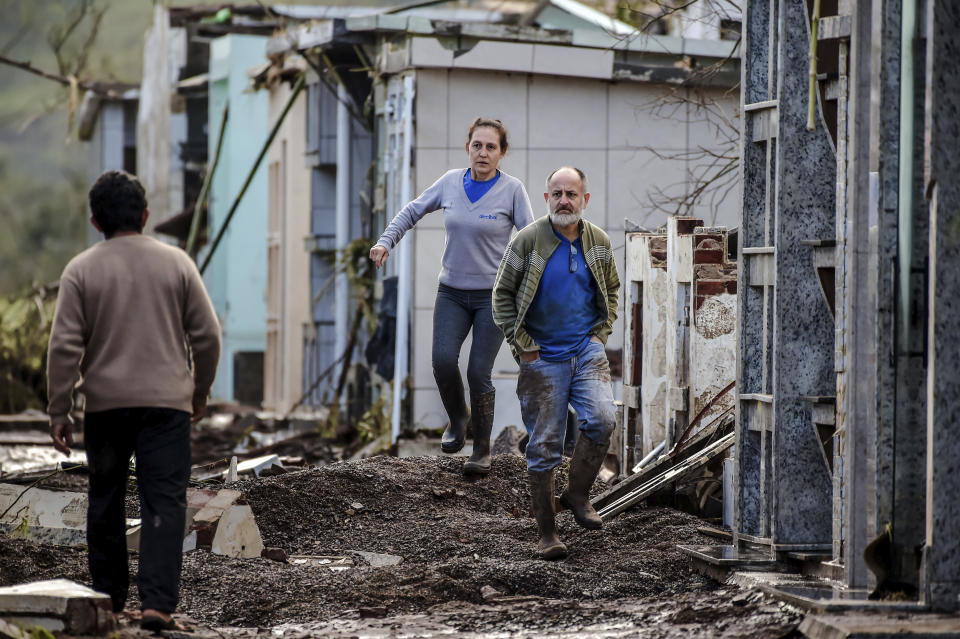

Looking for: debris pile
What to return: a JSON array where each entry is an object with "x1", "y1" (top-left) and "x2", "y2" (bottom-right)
[{"x1": 0, "y1": 454, "x2": 803, "y2": 637}]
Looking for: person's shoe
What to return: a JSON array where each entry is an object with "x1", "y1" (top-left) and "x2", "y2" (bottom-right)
[
  {"x1": 437, "y1": 375, "x2": 470, "y2": 454},
  {"x1": 463, "y1": 390, "x2": 495, "y2": 476},
  {"x1": 558, "y1": 433, "x2": 608, "y2": 530},
  {"x1": 528, "y1": 469, "x2": 567, "y2": 560},
  {"x1": 141, "y1": 611, "x2": 181, "y2": 633}
]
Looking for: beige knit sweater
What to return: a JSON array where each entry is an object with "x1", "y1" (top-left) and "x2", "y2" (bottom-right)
[{"x1": 47, "y1": 234, "x2": 221, "y2": 422}]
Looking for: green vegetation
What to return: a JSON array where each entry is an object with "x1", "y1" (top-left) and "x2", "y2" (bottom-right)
[{"x1": 0, "y1": 282, "x2": 58, "y2": 413}]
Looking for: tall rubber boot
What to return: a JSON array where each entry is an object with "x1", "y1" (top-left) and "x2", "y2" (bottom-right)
[
  {"x1": 463, "y1": 390, "x2": 495, "y2": 475},
  {"x1": 438, "y1": 375, "x2": 470, "y2": 454},
  {"x1": 559, "y1": 434, "x2": 608, "y2": 529},
  {"x1": 528, "y1": 469, "x2": 567, "y2": 560}
]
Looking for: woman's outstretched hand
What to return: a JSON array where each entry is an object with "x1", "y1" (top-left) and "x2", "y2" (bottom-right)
[{"x1": 369, "y1": 245, "x2": 389, "y2": 269}]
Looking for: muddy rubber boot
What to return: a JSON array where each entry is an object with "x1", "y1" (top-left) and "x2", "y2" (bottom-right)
[
  {"x1": 559, "y1": 434, "x2": 608, "y2": 530},
  {"x1": 463, "y1": 390, "x2": 495, "y2": 476},
  {"x1": 438, "y1": 375, "x2": 470, "y2": 454},
  {"x1": 528, "y1": 469, "x2": 567, "y2": 560}
]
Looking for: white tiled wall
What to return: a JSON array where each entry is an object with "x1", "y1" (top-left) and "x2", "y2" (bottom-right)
[
  {"x1": 446, "y1": 71, "x2": 529, "y2": 148},
  {"x1": 404, "y1": 66, "x2": 738, "y2": 431}
]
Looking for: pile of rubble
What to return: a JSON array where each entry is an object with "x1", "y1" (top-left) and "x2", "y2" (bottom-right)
[{"x1": 0, "y1": 451, "x2": 804, "y2": 638}]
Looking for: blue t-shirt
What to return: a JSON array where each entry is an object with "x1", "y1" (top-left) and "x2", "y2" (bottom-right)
[
  {"x1": 524, "y1": 228, "x2": 602, "y2": 361},
  {"x1": 463, "y1": 169, "x2": 500, "y2": 203}
]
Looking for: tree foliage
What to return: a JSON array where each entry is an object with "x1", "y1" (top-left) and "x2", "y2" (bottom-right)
[{"x1": 0, "y1": 284, "x2": 58, "y2": 413}]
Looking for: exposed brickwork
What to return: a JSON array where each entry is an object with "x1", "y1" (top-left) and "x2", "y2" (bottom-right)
[{"x1": 648, "y1": 236, "x2": 667, "y2": 269}]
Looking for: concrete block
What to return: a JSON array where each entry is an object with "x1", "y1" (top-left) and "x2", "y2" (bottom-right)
[
  {"x1": 233, "y1": 454, "x2": 282, "y2": 477},
  {"x1": 414, "y1": 69, "x2": 448, "y2": 149},
  {"x1": 0, "y1": 484, "x2": 86, "y2": 546},
  {"x1": 412, "y1": 306, "x2": 439, "y2": 389},
  {"x1": 413, "y1": 149, "x2": 450, "y2": 229},
  {"x1": 532, "y1": 44, "x2": 613, "y2": 80},
  {"x1": 353, "y1": 551, "x2": 403, "y2": 567},
  {"x1": 528, "y1": 76, "x2": 607, "y2": 150},
  {"x1": 411, "y1": 388, "x2": 448, "y2": 431},
  {"x1": 409, "y1": 37, "x2": 454, "y2": 68},
  {"x1": 446, "y1": 71, "x2": 528, "y2": 149},
  {"x1": 492, "y1": 338, "x2": 519, "y2": 375},
  {"x1": 499, "y1": 149, "x2": 529, "y2": 188},
  {"x1": 192, "y1": 488, "x2": 243, "y2": 527},
  {"x1": 606, "y1": 148, "x2": 686, "y2": 231},
  {"x1": 453, "y1": 41, "x2": 533, "y2": 74},
  {"x1": 0, "y1": 580, "x2": 113, "y2": 635},
  {"x1": 211, "y1": 504, "x2": 264, "y2": 559},
  {"x1": 412, "y1": 228, "x2": 444, "y2": 308},
  {"x1": 490, "y1": 375, "x2": 524, "y2": 444},
  {"x1": 607, "y1": 82, "x2": 687, "y2": 151},
  {"x1": 125, "y1": 522, "x2": 198, "y2": 554},
  {"x1": 798, "y1": 612, "x2": 960, "y2": 638}
]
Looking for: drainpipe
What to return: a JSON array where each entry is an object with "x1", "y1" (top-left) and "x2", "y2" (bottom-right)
[
  {"x1": 335, "y1": 83, "x2": 350, "y2": 409},
  {"x1": 391, "y1": 74, "x2": 415, "y2": 444}
]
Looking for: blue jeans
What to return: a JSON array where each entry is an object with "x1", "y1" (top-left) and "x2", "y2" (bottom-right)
[
  {"x1": 432, "y1": 284, "x2": 504, "y2": 397},
  {"x1": 517, "y1": 340, "x2": 616, "y2": 472}
]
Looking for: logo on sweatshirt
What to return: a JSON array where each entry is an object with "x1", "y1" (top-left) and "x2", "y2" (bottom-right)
[{"x1": 479, "y1": 214, "x2": 497, "y2": 220}]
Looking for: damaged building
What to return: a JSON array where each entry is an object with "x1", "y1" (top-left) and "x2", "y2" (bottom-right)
[{"x1": 260, "y1": 4, "x2": 741, "y2": 437}]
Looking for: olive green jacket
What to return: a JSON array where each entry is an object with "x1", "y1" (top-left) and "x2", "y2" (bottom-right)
[{"x1": 492, "y1": 215, "x2": 619, "y2": 362}]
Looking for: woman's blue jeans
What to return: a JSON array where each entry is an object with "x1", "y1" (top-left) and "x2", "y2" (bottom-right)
[
  {"x1": 517, "y1": 340, "x2": 617, "y2": 472},
  {"x1": 432, "y1": 284, "x2": 504, "y2": 413}
]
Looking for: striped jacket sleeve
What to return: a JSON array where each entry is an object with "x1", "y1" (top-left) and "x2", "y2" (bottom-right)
[
  {"x1": 599, "y1": 242, "x2": 620, "y2": 343},
  {"x1": 492, "y1": 237, "x2": 538, "y2": 358}
]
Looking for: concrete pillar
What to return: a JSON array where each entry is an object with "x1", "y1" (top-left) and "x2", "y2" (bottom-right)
[
  {"x1": 921, "y1": 0, "x2": 960, "y2": 612},
  {"x1": 839, "y1": 0, "x2": 882, "y2": 590},
  {"x1": 734, "y1": 0, "x2": 835, "y2": 553}
]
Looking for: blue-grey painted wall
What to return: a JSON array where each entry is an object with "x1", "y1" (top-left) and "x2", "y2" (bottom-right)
[{"x1": 204, "y1": 34, "x2": 269, "y2": 403}]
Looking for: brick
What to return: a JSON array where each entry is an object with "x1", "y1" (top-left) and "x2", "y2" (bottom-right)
[
  {"x1": 696, "y1": 281, "x2": 727, "y2": 296},
  {"x1": 694, "y1": 249, "x2": 724, "y2": 264},
  {"x1": 694, "y1": 235, "x2": 723, "y2": 249}
]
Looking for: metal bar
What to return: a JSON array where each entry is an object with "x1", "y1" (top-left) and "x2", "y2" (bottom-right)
[{"x1": 186, "y1": 102, "x2": 228, "y2": 260}]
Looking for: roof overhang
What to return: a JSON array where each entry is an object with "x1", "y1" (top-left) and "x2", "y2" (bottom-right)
[{"x1": 268, "y1": 17, "x2": 739, "y2": 88}]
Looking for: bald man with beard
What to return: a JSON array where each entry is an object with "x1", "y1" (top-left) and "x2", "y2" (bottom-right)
[{"x1": 492, "y1": 166, "x2": 619, "y2": 560}]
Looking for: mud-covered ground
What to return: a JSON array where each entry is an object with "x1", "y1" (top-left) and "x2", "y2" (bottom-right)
[{"x1": 0, "y1": 454, "x2": 802, "y2": 637}]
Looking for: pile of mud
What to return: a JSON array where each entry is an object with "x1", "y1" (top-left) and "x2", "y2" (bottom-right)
[{"x1": 0, "y1": 454, "x2": 802, "y2": 636}]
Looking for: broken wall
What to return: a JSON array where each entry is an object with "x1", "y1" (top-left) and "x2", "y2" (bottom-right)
[{"x1": 622, "y1": 220, "x2": 737, "y2": 472}]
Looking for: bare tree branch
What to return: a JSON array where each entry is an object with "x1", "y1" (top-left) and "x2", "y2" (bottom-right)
[
  {"x1": 47, "y1": 0, "x2": 93, "y2": 76},
  {"x1": 0, "y1": 54, "x2": 127, "y2": 98}
]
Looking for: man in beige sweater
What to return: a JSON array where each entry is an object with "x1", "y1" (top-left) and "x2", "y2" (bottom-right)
[{"x1": 47, "y1": 170, "x2": 221, "y2": 632}]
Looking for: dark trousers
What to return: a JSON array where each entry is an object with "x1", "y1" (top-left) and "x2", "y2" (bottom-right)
[
  {"x1": 84, "y1": 407, "x2": 191, "y2": 614},
  {"x1": 432, "y1": 283, "x2": 504, "y2": 397}
]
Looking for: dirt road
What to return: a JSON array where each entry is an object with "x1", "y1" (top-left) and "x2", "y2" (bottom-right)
[{"x1": 0, "y1": 454, "x2": 801, "y2": 637}]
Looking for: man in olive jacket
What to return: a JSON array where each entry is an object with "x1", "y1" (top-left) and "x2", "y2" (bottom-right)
[{"x1": 492, "y1": 166, "x2": 619, "y2": 560}]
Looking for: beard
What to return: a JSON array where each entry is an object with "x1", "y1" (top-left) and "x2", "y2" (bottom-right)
[{"x1": 548, "y1": 206, "x2": 582, "y2": 227}]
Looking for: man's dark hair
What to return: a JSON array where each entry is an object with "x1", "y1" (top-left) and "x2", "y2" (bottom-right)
[{"x1": 88, "y1": 170, "x2": 147, "y2": 237}]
